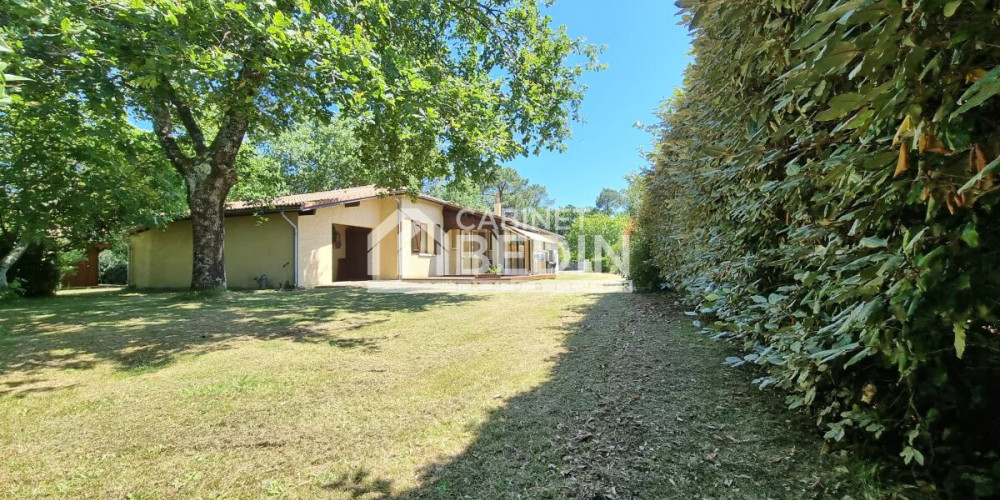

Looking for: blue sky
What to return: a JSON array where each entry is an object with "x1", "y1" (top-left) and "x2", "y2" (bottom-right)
[{"x1": 509, "y1": 0, "x2": 693, "y2": 207}]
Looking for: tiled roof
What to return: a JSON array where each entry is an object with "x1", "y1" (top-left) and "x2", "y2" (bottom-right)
[
  {"x1": 225, "y1": 185, "x2": 396, "y2": 211},
  {"x1": 224, "y1": 184, "x2": 563, "y2": 240}
]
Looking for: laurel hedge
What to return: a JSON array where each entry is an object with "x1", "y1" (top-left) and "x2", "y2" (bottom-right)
[{"x1": 638, "y1": 0, "x2": 1000, "y2": 492}]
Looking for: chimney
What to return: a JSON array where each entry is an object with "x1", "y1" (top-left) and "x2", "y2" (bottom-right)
[{"x1": 493, "y1": 192, "x2": 502, "y2": 216}]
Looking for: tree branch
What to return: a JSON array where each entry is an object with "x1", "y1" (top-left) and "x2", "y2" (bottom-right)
[
  {"x1": 441, "y1": 0, "x2": 520, "y2": 61},
  {"x1": 160, "y1": 76, "x2": 208, "y2": 155},
  {"x1": 209, "y1": 62, "x2": 268, "y2": 176},
  {"x1": 148, "y1": 99, "x2": 193, "y2": 176}
]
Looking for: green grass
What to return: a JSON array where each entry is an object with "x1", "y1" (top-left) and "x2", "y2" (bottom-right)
[
  {"x1": 555, "y1": 271, "x2": 624, "y2": 281},
  {"x1": 0, "y1": 287, "x2": 895, "y2": 499}
]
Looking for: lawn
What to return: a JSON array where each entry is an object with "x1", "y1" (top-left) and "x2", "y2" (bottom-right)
[
  {"x1": 0, "y1": 286, "x2": 888, "y2": 499},
  {"x1": 555, "y1": 271, "x2": 624, "y2": 281}
]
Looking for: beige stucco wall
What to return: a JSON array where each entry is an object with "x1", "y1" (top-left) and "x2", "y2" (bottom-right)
[
  {"x1": 130, "y1": 195, "x2": 483, "y2": 287},
  {"x1": 129, "y1": 214, "x2": 295, "y2": 289},
  {"x1": 129, "y1": 220, "x2": 194, "y2": 289},
  {"x1": 296, "y1": 197, "x2": 405, "y2": 284},
  {"x1": 399, "y1": 197, "x2": 445, "y2": 278},
  {"x1": 375, "y1": 197, "x2": 400, "y2": 280}
]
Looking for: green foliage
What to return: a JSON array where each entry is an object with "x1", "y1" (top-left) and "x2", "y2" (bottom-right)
[
  {"x1": 483, "y1": 167, "x2": 554, "y2": 213},
  {"x1": 7, "y1": 0, "x2": 598, "y2": 193},
  {"x1": 545, "y1": 205, "x2": 586, "y2": 237},
  {"x1": 0, "y1": 278, "x2": 23, "y2": 301},
  {"x1": 0, "y1": 33, "x2": 29, "y2": 107},
  {"x1": 57, "y1": 249, "x2": 86, "y2": 281},
  {"x1": 639, "y1": 0, "x2": 1000, "y2": 484},
  {"x1": 0, "y1": 47, "x2": 186, "y2": 290},
  {"x1": 425, "y1": 176, "x2": 492, "y2": 211},
  {"x1": 426, "y1": 166, "x2": 552, "y2": 214},
  {"x1": 256, "y1": 118, "x2": 366, "y2": 194},
  {"x1": 98, "y1": 250, "x2": 128, "y2": 285},
  {"x1": 0, "y1": 95, "x2": 185, "y2": 248},
  {"x1": 1, "y1": 237, "x2": 60, "y2": 297},
  {"x1": 225, "y1": 147, "x2": 287, "y2": 203},
  {"x1": 626, "y1": 229, "x2": 661, "y2": 292},
  {"x1": 595, "y1": 187, "x2": 627, "y2": 215},
  {"x1": 622, "y1": 171, "x2": 646, "y2": 218},
  {"x1": 567, "y1": 213, "x2": 628, "y2": 273}
]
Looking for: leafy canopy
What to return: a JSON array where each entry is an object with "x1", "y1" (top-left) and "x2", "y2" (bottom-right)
[
  {"x1": 595, "y1": 187, "x2": 626, "y2": 215},
  {"x1": 426, "y1": 166, "x2": 553, "y2": 213},
  {"x1": 9, "y1": 0, "x2": 600, "y2": 187},
  {"x1": 228, "y1": 118, "x2": 365, "y2": 203},
  {"x1": 0, "y1": 60, "x2": 184, "y2": 247}
]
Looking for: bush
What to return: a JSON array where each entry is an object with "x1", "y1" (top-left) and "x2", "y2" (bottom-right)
[
  {"x1": 639, "y1": 0, "x2": 1000, "y2": 490},
  {"x1": 98, "y1": 249, "x2": 128, "y2": 284},
  {"x1": 626, "y1": 230, "x2": 661, "y2": 292},
  {"x1": 566, "y1": 213, "x2": 628, "y2": 274},
  {"x1": 1, "y1": 238, "x2": 61, "y2": 297}
]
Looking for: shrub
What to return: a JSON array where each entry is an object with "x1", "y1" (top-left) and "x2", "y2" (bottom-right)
[
  {"x1": 1, "y1": 238, "x2": 61, "y2": 297},
  {"x1": 626, "y1": 229, "x2": 661, "y2": 292},
  {"x1": 98, "y1": 249, "x2": 128, "y2": 284},
  {"x1": 566, "y1": 213, "x2": 628, "y2": 274},
  {"x1": 57, "y1": 248, "x2": 86, "y2": 282},
  {"x1": 639, "y1": 0, "x2": 1000, "y2": 490}
]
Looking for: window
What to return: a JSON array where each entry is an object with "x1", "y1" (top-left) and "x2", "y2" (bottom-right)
[
  {"x1": 411, "y1": 221, "x2": 430, "y2": 254},
  {"x1": 505, "y1": 235, "x2": 525, "y2": 272}
]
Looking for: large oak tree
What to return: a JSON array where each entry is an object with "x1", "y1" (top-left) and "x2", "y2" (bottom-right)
[{"x1": 5, "y1": 0, "x2": 598, "y2": 290}]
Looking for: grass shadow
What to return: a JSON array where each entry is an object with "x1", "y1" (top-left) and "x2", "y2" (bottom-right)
[
  {"x1": 385, "y1": 293, "x2": 879, "y2": 499},
  {"x1": 0, "y1": 287, "x2": 480, "y2": 388}
]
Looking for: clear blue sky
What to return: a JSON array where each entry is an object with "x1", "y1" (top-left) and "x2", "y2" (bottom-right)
[{"x1": 509, "y1": 0, "x2": 693, "y2": 207}]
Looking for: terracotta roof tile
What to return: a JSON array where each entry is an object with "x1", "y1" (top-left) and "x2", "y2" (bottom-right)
[
  {"x1": 225, "y1": 185, "x2": 395, "y2": 211},
  {"x1": 223, "y1": 184, "x2": 563, "y2": 239}
]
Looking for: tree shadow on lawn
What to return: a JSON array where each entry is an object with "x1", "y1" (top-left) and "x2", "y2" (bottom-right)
[
  {"x1": 328, "y1": 293, "x2": 875, "y2": 499},
  {"x1": 0, "y1": 287, "x2": 480, "y2": 393}
]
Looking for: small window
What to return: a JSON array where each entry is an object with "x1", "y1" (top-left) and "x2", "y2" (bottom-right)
[{"x1": 411, "y1": 221, "x2": 430, "y2": 254}]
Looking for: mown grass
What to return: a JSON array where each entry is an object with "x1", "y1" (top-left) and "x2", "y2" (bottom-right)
[
  {"x1": 555, "y1": 271, "x2": 624, "y2": 281},
  {"x1": 0, "y1": 285, "x2": 895, "y2": 499},
  {"x1": 1, "y1": 287, "x2": 592, "y2": 498}
]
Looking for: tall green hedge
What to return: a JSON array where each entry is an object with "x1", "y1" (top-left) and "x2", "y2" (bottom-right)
[{"x1": 640, "y1": 0, "x2": 1000, "y2": 491}]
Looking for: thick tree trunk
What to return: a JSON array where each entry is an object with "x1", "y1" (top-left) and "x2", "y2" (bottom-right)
[
  {"x1": 186, "y1": 166, "x2": 236, "y2": 291},
  {"x1": 0, "y1": 236, "x2": 30, "y2": 290},
  {"x1": 149, "y1": 67, "x2": 264, "y2": 291}
]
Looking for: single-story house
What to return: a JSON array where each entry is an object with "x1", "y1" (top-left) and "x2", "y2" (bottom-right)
[{"x1": 128, "y1": 185, "x2": 564, "y2": 289}]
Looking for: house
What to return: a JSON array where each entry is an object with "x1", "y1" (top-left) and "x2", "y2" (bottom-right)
[{"x1": 128, "y1": 185, "x2": 564, "y2": 289}]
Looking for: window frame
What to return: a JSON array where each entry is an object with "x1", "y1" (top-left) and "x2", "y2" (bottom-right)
[{"x1": 411, "y1": 220, "x2": 431, "y2": 255}]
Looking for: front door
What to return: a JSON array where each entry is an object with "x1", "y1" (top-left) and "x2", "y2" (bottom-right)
[{"x1": 337, "y1": 226, "x2": 372, "y2": 281}]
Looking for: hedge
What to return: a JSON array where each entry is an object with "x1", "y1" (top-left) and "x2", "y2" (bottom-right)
[{"x1": 638, "y1": 0, "x2": 1000, "y2": 493}]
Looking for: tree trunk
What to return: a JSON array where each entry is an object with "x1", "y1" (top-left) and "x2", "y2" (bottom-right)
[
  {"x1": 149, "y1": 68, "x2": 264, "y2": 291},
  {"x1": 186, "y1": 166, "x2": 236, "y2": 291},
  {"x1": 0, "y1": 236, "x2": 30, "y2": 290}
]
